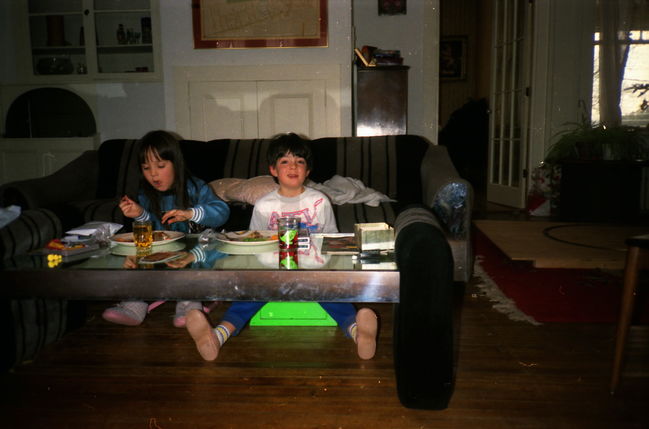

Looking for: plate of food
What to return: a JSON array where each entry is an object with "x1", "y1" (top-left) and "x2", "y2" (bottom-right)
[
  {"x1": 110, "y1": 240, "x2": 185, "y2": 256},
  {"x1": 215, "y1": 230, "x2": 278, "y2": 246},
  {"x1": 110, "y1": 230, "x2": 185, "y2": 247}
]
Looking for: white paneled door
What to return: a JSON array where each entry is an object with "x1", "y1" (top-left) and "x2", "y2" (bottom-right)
[
  {"x1": 189, "y1": 82, "x2": 258, "y2": 140},
  {"x1": 257, "y1": 80, "x2": 327, "y2": 138},
  {"x1": 176, "y1": 65, "x2": 341, "y2": 140},
  {"x1": 487, "y1": 0, "x2": 534, "y2": 208}
]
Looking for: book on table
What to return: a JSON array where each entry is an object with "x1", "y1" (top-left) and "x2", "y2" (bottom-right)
[{"x1": 321, "y1": 234, "x2": 359, "y2": 255}]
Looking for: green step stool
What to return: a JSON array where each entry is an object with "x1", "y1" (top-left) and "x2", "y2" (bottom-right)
[{"x1": 250, "y1": 302, "x2": 337, "y2": 326}]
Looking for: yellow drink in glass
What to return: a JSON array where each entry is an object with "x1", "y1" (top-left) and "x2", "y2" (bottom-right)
[{"x1": 133, "y1": 220, "x2": 153, "y2": 256}]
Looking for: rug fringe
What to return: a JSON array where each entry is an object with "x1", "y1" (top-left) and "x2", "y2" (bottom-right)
[{"x1": 473, "y1": 257, "x2": 542, "y2": 326}]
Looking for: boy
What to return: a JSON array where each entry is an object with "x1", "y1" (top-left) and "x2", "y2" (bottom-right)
[{"x1": 186, "y1": 133, "x2": 378, "y2": 361}]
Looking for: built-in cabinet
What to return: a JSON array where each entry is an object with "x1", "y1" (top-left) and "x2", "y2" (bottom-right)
[{"x1": 16, "y1": 0, "x2": 160, "y2": 82}]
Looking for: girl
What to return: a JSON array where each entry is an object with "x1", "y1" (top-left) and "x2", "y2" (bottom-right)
[{"x1": 103, "y1": 130, "x2": 230, "y2": 327}]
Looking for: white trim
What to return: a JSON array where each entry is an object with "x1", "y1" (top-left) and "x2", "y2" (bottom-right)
[
  {"x1": 527, "y1": 0, "x2": 553, "y2": 171},
  {"x1": 422, "y1": 0, "x2": 440, "y2": 144}
]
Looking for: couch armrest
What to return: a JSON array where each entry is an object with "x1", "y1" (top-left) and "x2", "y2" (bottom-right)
[
  {"x1": 0, "y1": 208, "x2": 63, "y2": 259},
  {"x1": 420, "y1": 145, "x2": 473, "y2": 238},
  {"x1": 0, "y1": 150, "x2": 99, "y2": 210},
  {"x1": 393, "y1": 207, "x2": 455, "y2": 409}
]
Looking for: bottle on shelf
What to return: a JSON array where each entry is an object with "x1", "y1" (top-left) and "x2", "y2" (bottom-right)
[
  {"x1": 116, "y1": 24, "x2": 126, "y2": 45},
  {"x1": 141, "y1": 17, "x2": 152, "y2": 44}
]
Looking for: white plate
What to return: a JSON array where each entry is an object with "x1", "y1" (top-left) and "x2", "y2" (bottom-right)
[
  {"x1": 215, "y1": 230, "x2": 278, "y2": 246},
  {"x1": 109, "y1": 230, "x2": 185, "y2": 247},
  {"x1": 110, "y1": 240, "x2": 186, "y2": 256}
]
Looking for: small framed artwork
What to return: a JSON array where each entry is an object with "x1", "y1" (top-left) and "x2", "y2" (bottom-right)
[
  {"x1": 379, "y1": 0, "x2": 407, "y2": 15},
  {"x1": 440, "y1": 36, "x2": 467, "y2": 81},
  {"x1": 192, "y1": 0, "x2": 328, "y2": 49}
]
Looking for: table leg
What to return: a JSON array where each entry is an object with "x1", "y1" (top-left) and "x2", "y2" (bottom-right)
[{"x1": 610, "y1": 245, "x2": 641, "y2": 394}]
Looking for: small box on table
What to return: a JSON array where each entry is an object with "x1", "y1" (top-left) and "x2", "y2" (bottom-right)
[{"x1": 354, "y1": 222, "x2": 395, "y2": 252}]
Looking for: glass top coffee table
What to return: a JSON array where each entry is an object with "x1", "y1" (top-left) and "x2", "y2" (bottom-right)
[
  {"x1": 0, "y1": 234, "x2": 399, "y2": 302},
  {"x1": 0, "y1": 230, "x2": 455, "y2": 410}
]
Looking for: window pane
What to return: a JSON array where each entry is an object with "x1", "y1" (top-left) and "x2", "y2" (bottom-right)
[{"x1": 592, "y1": 32, "x2": 649, "y2": 127}]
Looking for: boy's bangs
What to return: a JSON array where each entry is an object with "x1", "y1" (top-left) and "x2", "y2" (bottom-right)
[{"x1": 276, "y1": 142, "x2": 312, "y2": 167}]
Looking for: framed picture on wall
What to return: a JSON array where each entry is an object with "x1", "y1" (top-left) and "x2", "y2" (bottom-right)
[
  {"x1": 192, "y1": 0, "x2": 328, "y2": 48},
  {"x1": 440, "y1": 36, "x2": 467, "y2": 81},
  {"x1": 378, "y1": 0, "x2": 407, "y2": 15}
]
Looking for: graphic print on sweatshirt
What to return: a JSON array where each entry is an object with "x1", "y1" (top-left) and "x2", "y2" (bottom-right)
[{"x1": 266, "y1": 197, "x2": 325, "y2": 232}]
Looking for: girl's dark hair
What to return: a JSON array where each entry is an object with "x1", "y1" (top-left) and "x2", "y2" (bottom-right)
[
  {"x1": 267, "y1": 133, "x2": 313, "y2": 170},
  {"x1": 137, "y1": 130, "x2": 192, "y2": 217}
]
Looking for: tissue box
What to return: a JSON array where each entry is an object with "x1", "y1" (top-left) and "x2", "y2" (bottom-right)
[{"x1": 354, "y1": 222, "x2": 395, "y2": 251}]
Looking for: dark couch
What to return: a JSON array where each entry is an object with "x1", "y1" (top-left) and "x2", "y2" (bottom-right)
[
  {"x1": 0, "y1": 135, "x2": 472, "y2": 409},
  {"x1": 1, "y1": 135, "x2": 473, "y2": 279}
]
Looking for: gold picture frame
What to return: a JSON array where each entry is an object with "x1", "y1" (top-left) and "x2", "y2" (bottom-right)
[
  {"x1": 192, "y1": 0, "x2": 328, "y2": 49},
  {"x1": 440, "y1": 36, "x2": 467, "y2": 81}
]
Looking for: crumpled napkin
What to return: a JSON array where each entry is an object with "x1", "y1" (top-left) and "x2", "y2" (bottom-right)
[{"x1": 66, "y1": 221, "x2": 123, "y2": 245}]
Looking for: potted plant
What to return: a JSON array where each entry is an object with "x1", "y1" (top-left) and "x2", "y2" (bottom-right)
[{"x1": 545, "y1": 117, "x2": 649, "y2": 163}]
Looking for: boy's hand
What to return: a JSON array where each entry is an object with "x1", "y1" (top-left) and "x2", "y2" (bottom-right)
[
  {"x1": 118, "y1": 195, "x2": 144, "y2": 218},
  {"x1": 161, "y1": 209, "x2": 193, "y2": 225}
]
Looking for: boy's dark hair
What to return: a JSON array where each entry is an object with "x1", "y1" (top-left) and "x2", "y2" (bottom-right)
[
  {"x1": 266, "y1": 133, "x2": 313, "y2": 170},
  {"x1": 137, "y1": 130, "x2": 192, "y2": 217}
]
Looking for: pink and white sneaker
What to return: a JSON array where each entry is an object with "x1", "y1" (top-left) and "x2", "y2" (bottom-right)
[{"x1": 102, "y1": 301, "x2": 149, "y2": 326}]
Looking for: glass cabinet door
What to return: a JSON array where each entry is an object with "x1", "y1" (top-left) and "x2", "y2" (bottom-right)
[
  {"x1": 93, "y1": 0, "x2": 154, "y2": 75},
  {"x1": 24, "y1": 0, "x2": 158, "y2": 80},
  {"x1": 28, "y1": 0, "x2": 87, "y2": 76}
]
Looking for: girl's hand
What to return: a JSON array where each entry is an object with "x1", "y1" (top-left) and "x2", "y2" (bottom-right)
[
  {"x1": 119, "y1": 195, "x2": 144, "y2": 218},
  {"x1": 161, "y1": 209, "x2": 193, "y2": 225},
  {"x1": 165, "y1": 251, "x2": 195, "y2": 268},
  {"x1": 122, "y1": 255, "x2": 138, "y2": 269}
]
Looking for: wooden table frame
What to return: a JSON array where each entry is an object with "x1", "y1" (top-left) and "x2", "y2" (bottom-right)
[{"x1": 0, "y1": 268, "x2": 400, "y2": 302}]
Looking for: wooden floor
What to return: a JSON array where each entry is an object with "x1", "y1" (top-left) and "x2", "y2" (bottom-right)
[
  {"x1": 2, "y1": 201, "x2": 648, "y2": 428},
  {"x1": 1, "y1": 282, "x2": 648, "y2": 428}
]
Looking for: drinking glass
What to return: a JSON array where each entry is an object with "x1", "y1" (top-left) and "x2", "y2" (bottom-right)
[
  {"x1": 133, "y1": 220, "x2": 153, "y2": 256},
  {"x1": 278, "y1": 216, "x2": 300, "y2": 269}
]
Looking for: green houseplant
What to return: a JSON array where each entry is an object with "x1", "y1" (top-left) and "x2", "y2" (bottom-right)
[{"x1": 545, "y1": 119, "x2": 648, "y2": 163}]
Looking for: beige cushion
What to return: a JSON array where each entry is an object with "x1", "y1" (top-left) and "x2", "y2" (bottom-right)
[{"x1": 209, "y1": 175, "x2": 278, "y2": 205}]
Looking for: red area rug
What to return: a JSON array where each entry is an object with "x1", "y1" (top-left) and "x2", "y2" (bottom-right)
[{"x1": 473, "y1": 228, "x2": 649, "y2": 324}]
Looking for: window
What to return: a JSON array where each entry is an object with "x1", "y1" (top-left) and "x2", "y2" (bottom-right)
[{"x1": 592, "y1": 31, "x2": 649, "y2": 126}]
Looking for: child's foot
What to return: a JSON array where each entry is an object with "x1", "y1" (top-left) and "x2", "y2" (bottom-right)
[
  {"x1": 186, "y1": 309, "x2": 220, "y2": 361},
  {"x1": 355, "y1": 308, "x2": 378, "y2": 360},
  {"x1": 173, "y1": 301, "x2": 203, "y2": 328},
  {"x1": 102, "y1": 301, "x2": 148, "y2": 326}
]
